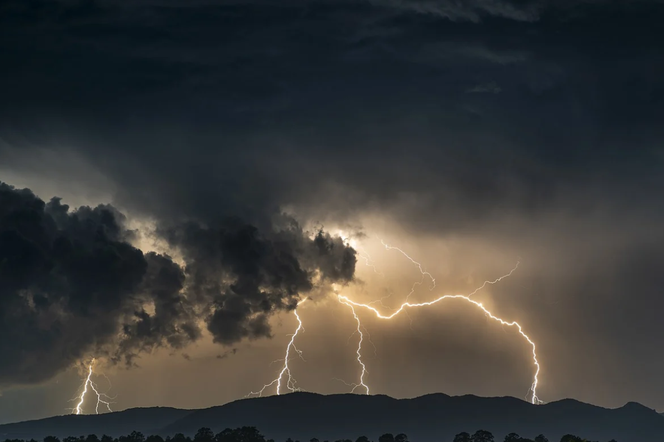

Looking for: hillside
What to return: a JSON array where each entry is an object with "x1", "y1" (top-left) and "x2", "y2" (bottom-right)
[
  {"x1": 1, "y1": 393, "x2": 662, "y2": 442},
  {"x1": 0, "y1": 407, "x2": 192, "y2": 440}
]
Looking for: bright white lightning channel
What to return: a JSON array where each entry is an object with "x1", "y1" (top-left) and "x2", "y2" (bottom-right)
[
  {"x1": 247, "y1": 299, "x2": 307, "y2": 397},
  {"x1": 73, "y1": 358, "x2": 114, "y2": 415},
  {"x1": 339, "y1": 243, "x2": 541, "y2": 405},
  {"x1": 337, "y1": 299, "x2": 370, "y2": 394}
]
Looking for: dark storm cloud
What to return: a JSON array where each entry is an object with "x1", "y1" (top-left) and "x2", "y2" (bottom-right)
[
  {"x1": 163, "y1": 220, "x2": 356, "y2": 345},
  {"x1": 115, "y1": 252, "x2": 202, "y2": 366},
  {"x1": 0, "y1": 183, "x2": 356, "y2": 385},
  {"x1": 1, "y1": 0, "x2": 664, "y2": 409},
  {"x1": 2, "y1": 0, "x2": 659, "y2": 231},
  {"x1": 0, "y1": 183, "x2": 149, "y2": 385}
]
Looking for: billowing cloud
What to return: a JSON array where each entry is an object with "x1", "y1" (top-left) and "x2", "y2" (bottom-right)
[
  {"x1": 162, "y1": 220, "x2": 356, "y2": 345},
  {"x1": 0, "y1": 183, "x2": 355, "y2": 386}
]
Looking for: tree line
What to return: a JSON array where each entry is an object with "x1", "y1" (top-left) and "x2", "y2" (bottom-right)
[
  {"x1": 451, "y1": 431, "x2": 617, "y2": 442},
  {"x1": 1, "y1": 427, "x2": 619, "y2": 442}
]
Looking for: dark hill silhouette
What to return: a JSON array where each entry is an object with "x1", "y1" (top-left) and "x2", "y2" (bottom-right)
[
  {"x1": 0, "y1": 407, "x2": 191, "y2": 440},
  {"x1": 2, "y1": 393, "x2": 663, "y2": 442}
]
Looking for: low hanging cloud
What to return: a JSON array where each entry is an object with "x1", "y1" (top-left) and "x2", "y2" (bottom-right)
[
  {"x1": 162, "y1": 219, "x2": 356, "y2": 345},
  {"x1": 0, "y1": 182, "x2": 356, "y2": 387}
]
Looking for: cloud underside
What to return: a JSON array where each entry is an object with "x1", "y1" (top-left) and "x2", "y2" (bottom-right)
[{"x1": 0, "y1": 183, "x2": 356, "y2": 386}]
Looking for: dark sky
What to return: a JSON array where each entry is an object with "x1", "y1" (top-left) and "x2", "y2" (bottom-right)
[{"x1": 1, "y1": 0, "x2": 664, "y2": 424}]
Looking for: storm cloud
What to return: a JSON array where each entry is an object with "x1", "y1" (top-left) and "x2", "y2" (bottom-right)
[
  {"x1": 162, "y1": 219, "x2": 356, "y2": 345},
  {"x1": 1, "y1": 0, "x2": 664, "y2": 418},
  {"x1": 0, "y1": 183, "x2": 356, "y2": 386}
]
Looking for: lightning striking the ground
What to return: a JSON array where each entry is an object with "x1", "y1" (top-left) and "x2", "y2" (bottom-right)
[
  {"x1": 337, "y1": 299, "x2": 370, "y2": 394},
  {"x1": 72, "y1": 359, "x2": 114, "y2": 415},
  {"x1": 243, "y1": 232, "x2": 538, "y2": 403},
  {"x1": 337, "y1": 242, "x2": 541, "y2": 404},
  {"x1": 247, "y1": 299, "x2": 308, "y2": 397},
  {"x1": 64, "y1": 235, "x2": 537, "y2": 409},
  {"x1": 338, "y1": 293, "x2": 542, "y2": 404}
]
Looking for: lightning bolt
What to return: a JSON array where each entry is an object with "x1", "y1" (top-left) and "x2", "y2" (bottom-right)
[
  {"x1": 467, "y1": 261, "x2": 520, "y2": 298},
  {"x1": 340, "y1": 241, "x2": 540, "y2": 404},
  {"x1": 73, "y1": 359, "x2": 114, "y2": 415},
  {"x1": 338, "y1": 299, "x2": 370, "y2": 394},
  {"x1": 338, "y1": 293, "x2": 541, "y2": 404},
  {"x1": 381, "y1": 239, "x2": 435, "y2": 301},
  {"x1": 247, "y1": 299, "x2": 307, "y2": 397},
  {"x1": 356, "y1": 244, "x2": 384, "y2": 277}
]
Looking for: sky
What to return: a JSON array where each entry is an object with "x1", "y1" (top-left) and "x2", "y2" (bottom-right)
[{"x1": 1, "y1": 0, "x2": 664, "y2": 424}]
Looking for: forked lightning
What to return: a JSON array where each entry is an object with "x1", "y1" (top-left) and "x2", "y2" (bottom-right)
[
  {"x1": 67, "y1": 241, "x2": 539, "y2": 410},
  {"x1": 246, "y1": 239, "x2": 542, "y2": 405},
  {"x1": 73, "y1": 359, "x2": 114, "y2": 415},
  {"x1": 338, "y1": 292, "x2": 542, "y2": 404},
  {"x1": 380, "y1": 240, "x2": 436, "y2": 300},
  {"x1": 338, "y1": 242, "x2": 541, "y2": 404},
  {"x1": 247, "y1": 299, "x2": 308, "y2": 397}
]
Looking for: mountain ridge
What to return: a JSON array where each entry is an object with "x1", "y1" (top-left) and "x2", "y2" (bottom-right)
[{"x1": 1, "y1": 393, "x2": 661, "y2": 442}]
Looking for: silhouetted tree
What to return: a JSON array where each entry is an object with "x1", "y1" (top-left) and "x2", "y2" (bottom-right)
[
  {"x1": 0, "y1": 426, "x2": 619, "y2": 442},
  {"x1": 502, "y1": 436, "x2": 534, "y2": 442},
  {"x1": 215, "y1": 429, "x2": 234, "y2": 442},
  {"x1": 210, "y1": 427, "x2": 265, "y2": 442},
  {"x1": 471, "y1": 431, "x2": 494, "y2": 442},
  {"x1": 119, "y1": 432, "x2": 145, "y2": 442},
  {"x1": 234, "y1": 427, "x2": 265, "y2": 442},
  {"x1": 453, "y1": 432, "x2": 471, "y2": 442},
  {"x1": 195, "y1": 429, "x2": 214, "y2": 442}
]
